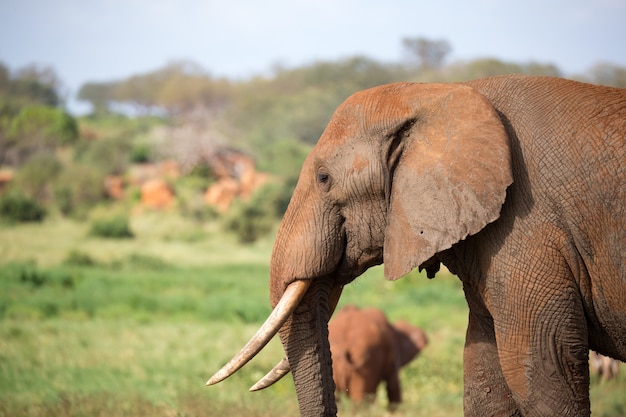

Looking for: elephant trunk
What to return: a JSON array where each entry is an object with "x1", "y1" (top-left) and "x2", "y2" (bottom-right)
[{"x1": 279, "y1": 278, "x2": 337, "y2": 416}]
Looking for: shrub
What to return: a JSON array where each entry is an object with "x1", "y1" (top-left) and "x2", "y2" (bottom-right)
[
  {"x1": 53, "y1": 185, "x2": 74, "y2": 216},
  {"x1": 89, "y1": 215, "x2": 134, "y2": 239},
  {"x1": 222, "y1": 182, "x2": 289, "y2": 244},
  {"x1": 63, "y1": 250, "x2": 97, "y2": 267},
  {"x1": 224, "y1": 201, "x2": 273, "y2": 244},
  {"x1": 3, "y1": 105, "x2": 78, "y2": 165},
  {"x1": 0, "y1": 189, "x2": 46, "y2": 222},
  {"x1": 52, "y1": 165, "x2": 107, "y2": 217},
  {"x1": 74, "y1": 136, "x2": 131, "y2": 176},
  {"x1": 175, "y1": 178, "x2": 219, "y2": 223},
  {"x1": 124, "y1": 253, "x2": 169, "y2": 270},
  {"x1": 14, "y1": 153, "x2": 62, "y2": 199},
  {"x1": 18, "y1": 264, "x2": 49, "y2": 287},
  {"x1": 8, "y1": 261, "x2": 78, "y2": 290},
  {"x1": 130, "y1": 142, "x2": 151, "y2": 163}
]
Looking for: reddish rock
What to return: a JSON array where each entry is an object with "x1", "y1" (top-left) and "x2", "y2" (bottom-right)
[
  {"x1": 104, "y1": 175, "x2": 124, "y2": 199},
  {"x1": 159, "y1": 159, "x2": 181, "y2": 180},
  {"x1": 204, "y1": 178, "x2": 239, "y2": 213},
  {"x1": 0, "y1": 170, "x2": 13, "y2": 195},
  {"x1": 141, "y1": 179, "x2": 175, "y2": 209}
]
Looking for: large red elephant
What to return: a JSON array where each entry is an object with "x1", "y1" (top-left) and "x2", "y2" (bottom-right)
[
  {"x1": 208, "y1": 75, "x2": 626, "y2": 417},
  {"x1": 328, "y1": 305, "x2": 427, "y2": 406}
]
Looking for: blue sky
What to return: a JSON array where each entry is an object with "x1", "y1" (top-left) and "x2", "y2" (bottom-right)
[{"x1": 1, "y1": 0, "x2": 625, "y2": 101}]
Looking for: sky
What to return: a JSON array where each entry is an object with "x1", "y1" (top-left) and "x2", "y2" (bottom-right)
[{"x1": 1, "y1": 0, "x2": 625, "y2": 110}]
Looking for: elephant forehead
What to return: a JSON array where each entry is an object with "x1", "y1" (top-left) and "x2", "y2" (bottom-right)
[
  {"x1": 351, "y1": 154, "x2": 369, "y2": 172},
  {"x1": 317, "y1": 118, "x2": 359, "y2": 148}
]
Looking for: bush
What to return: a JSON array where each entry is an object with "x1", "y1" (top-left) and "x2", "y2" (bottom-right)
[
  {"x1": 14, "y1": 153, "x2": 62, "y2": 199},
  {"x1": 2, "y1": 105, "x2": 78, "y2": 165},
  {"x1": 123, "y1": 253, "x2": 169, "y2": 270},
  {"x1": 89, "y1": 215, "x2": 134, "y2": 239},
  {"x1": 224, "y1": 201, "x2": 273, "y2": 244},
  {"x1": 130, "y1": 142, "x2": 151, "y2": 163},
  {"x1": 0, "y1": 190, "x2": 46, "y2": 222},
  {"x1": 63, "y1": 250, "x2": 97, "y2": 267},
  {"x1": 53, "y1": 186, "x2": 74, "y2": 216},
  {"x1": 222, "y1": 182, "x2": 289, "y2": 244},
  {"x1": 52, "y1": 165, "x2": 107, "y2": 217},
  {"x1": 74, "y1": 137, "x2": 131, "y2": 176}
]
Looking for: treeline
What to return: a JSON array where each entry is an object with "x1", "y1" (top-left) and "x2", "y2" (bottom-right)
[
  {"x1": 0, "y1": 64, "x2": 78, "y2": 167},
  {"x1": 75, "y1": 40, "x2": 626, "y2": 175}
]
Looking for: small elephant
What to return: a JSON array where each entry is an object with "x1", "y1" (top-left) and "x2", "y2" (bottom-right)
[
  {"x1": 328, "y1": 305, "x2": 427, "y2": 405},
  {"x1": 590, "y1": 351, "x2": 620, "y2": 382}
]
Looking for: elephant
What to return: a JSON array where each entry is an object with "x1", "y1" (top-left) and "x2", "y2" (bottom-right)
[
  {"x1": 589, "y1": 351, "x2": 620, "y2": 382},
  {"x1": 328, "y1": 305, "x2": 427, "y2": 406},
  {"x1": 207, "y1": 75, "x2": 626, "y2": 417}
]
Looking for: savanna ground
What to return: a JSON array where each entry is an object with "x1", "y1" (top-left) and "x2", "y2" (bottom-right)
[{"x1": 1, "y1": 214, "x2": 624, "y2": 417}]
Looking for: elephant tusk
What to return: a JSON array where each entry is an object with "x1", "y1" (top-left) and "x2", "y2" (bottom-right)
[
  {"x1": 249, "y1": 356, "x2": 291, "y2": 391},
  {"x1": 206, "y1": 280, "x2": 311, "y2": 386},
  {"x1": 248, "y1": 284, "x2": 345, "y2": 391}
]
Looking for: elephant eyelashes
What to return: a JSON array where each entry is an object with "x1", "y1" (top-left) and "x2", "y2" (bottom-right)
[{"x1": 317, "y1": 171, "x2": 331, "y2": 192}]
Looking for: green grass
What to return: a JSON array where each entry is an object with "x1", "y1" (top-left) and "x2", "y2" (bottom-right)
[
  {"x1": 0, "y1": 218, "x2": 624, "y2": 416},
  {"x1": 0, "y1": 212, "x2": 274, "y2": 267}
]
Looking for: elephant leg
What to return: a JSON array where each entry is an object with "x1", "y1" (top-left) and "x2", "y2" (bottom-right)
[
  {"x1": 464, "y1": 310, "x2": 521, "y2": 417},
  {"x1": 496, "y1": 282, "x2": 590, "y2": 416},
  {"x1": 347, "y1": 370, "x2": 379, "y2": 404},
  {"x1": 385, "y1": 368, "x2": 402, "y2": 405}
]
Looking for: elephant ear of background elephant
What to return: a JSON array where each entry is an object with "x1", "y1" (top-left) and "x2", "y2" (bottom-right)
[
  {"x1": 393, "y1": 320, "x2": 428, "y2": 367},
  {"x1": 381, "y1": 84, "x2": 513, "y2": 280}
]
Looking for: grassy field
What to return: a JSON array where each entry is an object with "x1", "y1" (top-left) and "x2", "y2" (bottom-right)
[{"x1": 1, "y1": 215, "x2": 624, "y2": 416}]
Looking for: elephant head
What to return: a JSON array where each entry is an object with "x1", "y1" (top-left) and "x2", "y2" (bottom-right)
[{"x1": 208, "y1": 82, "x2": 512, "y2": 415}]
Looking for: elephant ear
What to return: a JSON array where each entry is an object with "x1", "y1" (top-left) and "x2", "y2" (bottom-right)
[{"x1": 380, "y1": 83, "x2": 513, "y2": 280}]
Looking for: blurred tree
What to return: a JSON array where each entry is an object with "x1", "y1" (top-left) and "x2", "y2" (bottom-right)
[
  {"x1": 116, "y1": 73, "x2": 159, "y2": 115},
  {"x1": 589, "y1": 62, "x2": 626, "y2": 88},
  {"x1": 74, "y1": 136, "x2": 131, "y2": 176},
  {"x1": 9, "y1": 64, "x2": 62, "y2": 107},
  {"x1": 448, "y1": 58, "x2": 560, "y2": 81},
  {"x1": 14, "y1": 153, "x2": 62, "y2": 200},
  {"x1": 402, "y1": 37, "x2": 452, "y2": 70},
  {"x1": 155, "y1": 61, "x2": 232, "y2": 115},
  {"x1": 2, "y1": 105, "x2": 78, "y2": 165},
  {"x1": 457, "y1": 58, "x2": 521, "y2": 79},
  {"x1": 77, "y1": 82, "x2": 117, "y2": 114},
  {"x1": 77, "y1": 61, "x2": 232, "y2": 117},
  {"x1": 0, "y1": 62, "x2": 63, "y2": 109},
  {"x1": 229, "y1": 56, "x2": 409, "y2": 147},
  {"x1": 53, "y1": 164, "x2": 107, "y2": 217},
  {"x1": 521, "y1": 62, "x2": 561, "y2": 77},
  {"x1": 0, "y1": 63, "x2": 10, "y2": 95},
  {"x1": 0, "y1": 62, "x2": 74, "y2": 167}
]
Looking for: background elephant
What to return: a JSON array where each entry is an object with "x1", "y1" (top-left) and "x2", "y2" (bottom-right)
[
  {"x1": 329, "y1": 305, "x2": 427, "y2": 405},
  {"x1": 208, "y1": 75, "x2": 626, "y2": 417},
  {"x1": 590, "y1": 351, "x2": 621, "y2": 382}
]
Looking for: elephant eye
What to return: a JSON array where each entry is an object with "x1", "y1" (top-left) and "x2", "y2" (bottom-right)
[{"x1": 317, "y1": 171, "x2": 331, "y2": 192}]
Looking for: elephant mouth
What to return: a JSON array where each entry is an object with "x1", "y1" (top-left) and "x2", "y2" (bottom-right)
[{"x1": 335, "y1": 231, "x2": 384, "y2": 286}]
